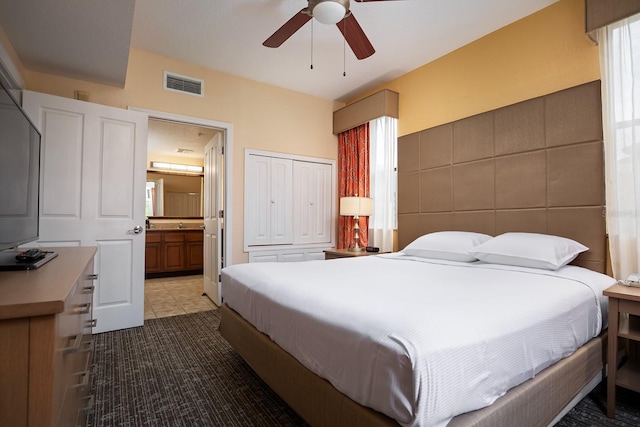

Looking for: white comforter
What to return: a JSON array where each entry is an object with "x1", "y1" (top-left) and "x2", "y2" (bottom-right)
[{"x1": 221, "y1": 254, "x2": 614, "y2": 427}]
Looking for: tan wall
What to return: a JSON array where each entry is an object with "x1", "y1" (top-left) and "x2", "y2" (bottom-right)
[
  {"x1": 20, "y1": 48, "x2": 339, "y2": 264},
  {"x1": 350, "y1": 0, "x2": 600, "y2": 137}
]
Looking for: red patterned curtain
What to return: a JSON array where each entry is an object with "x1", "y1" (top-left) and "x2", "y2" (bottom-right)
[{"x1": 338, "y1": 123, "x2": 370, "y2": 249}]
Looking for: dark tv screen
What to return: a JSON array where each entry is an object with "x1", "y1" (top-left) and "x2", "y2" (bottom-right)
[{"x1": 0, "y1": 80, "x2": 41, "y2": 251}]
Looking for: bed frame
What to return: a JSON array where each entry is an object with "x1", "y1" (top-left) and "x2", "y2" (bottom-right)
[{"x1": 220, "y1": 80, "x2": 608, "y2": 426}]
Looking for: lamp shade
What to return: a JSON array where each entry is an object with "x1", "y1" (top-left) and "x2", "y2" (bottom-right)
[
  {"x1": 340, "y1": 197, "x2": 373, "y2": 217},
  {"x1": 313, "y1": 1, "x2": 346, "y2": 25}
]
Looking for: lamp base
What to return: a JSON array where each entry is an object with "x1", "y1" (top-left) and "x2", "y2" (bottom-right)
[{"x1": 348, "y1": 246, "x2": 365, "y2": 252}]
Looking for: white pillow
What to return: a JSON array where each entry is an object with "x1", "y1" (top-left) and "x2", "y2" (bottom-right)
[
  {"x1": 403, "y1": 231, "x2": 493, "y2": 262},
  {"x1": 468, "y1": 232, "x2": 588, "y2": 270}
]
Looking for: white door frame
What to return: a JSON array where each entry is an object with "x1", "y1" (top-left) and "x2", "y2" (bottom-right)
[{"x1": 129, "y1": 107, "x2": 233, "y2": 271}]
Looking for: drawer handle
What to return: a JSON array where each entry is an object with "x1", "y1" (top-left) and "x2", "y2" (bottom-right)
[
  {"x1": 80, "y1": 337, "x2": 95, "y2": 354},
  {"x1": 83, "y1": 285, "x2": 95, "y2": 294},
  {"x1": 79, "y1": 395, "x2": 94, "y2": 413},
  {"x1": 85, "y1": 273, "x2": 98, "y2": 280},
  {"x1": 72, "y1": 370, "x2": 90, "y2": 391},
  {"x1": 87, "y1": 318, "x2": 98, "y2": 328},
  {"x1": 76, "y1": 302, "x2": 91, "y2": 314},
  {"x1": 63, "y1": 334, "x2": 83, "y2": 354}
]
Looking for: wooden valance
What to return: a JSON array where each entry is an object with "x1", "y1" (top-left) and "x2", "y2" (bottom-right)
[
  {"x1": 333, "y1": 89, "x2": 399, "y2": 135},
  {"x1": 585, "y1": 0, "x2": 640, "y2": 33}
]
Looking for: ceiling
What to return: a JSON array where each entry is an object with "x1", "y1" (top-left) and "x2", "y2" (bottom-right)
[
  {"x1": 148, "y1": 119, "x2": 219, "y2": 160},
  {"x1": 0, "y1": 0, "x2": 559, "y2": 102}
]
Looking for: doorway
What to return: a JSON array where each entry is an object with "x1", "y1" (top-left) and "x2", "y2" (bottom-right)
[{"x1": 132, "y1": 107, "x2": 233, "y2": 307}]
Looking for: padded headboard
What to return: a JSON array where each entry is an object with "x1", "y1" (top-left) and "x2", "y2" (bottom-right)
[{"x1": 397, "y1": 81, "x2": 606, "y2": 273}]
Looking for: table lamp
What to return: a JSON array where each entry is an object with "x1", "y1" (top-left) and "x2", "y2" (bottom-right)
[{"x1": 340, "y1": 196, "x2": 373, "y2": 252}]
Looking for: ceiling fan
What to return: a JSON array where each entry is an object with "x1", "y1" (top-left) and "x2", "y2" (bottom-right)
[{"x1": 263, "y1": 0, "x2": 398, "y2": 60}]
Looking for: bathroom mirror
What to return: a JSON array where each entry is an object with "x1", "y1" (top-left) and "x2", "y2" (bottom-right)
[{"x1": 146, "y1": 171, "x2": 204, "y2": 218}]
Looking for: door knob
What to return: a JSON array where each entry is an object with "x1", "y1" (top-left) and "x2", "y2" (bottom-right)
[{"x1": 128, "y1": 225, "x2": 144, "y2": 234}]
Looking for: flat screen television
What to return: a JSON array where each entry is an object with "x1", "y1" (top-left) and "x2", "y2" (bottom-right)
[{"x1": 0, "y1": 79, "x2": 55, "y2": 269}]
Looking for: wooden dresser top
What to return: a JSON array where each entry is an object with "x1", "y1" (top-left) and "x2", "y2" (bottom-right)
[{"x1": 0, "y1": 247, "x2": 96, "y2": 320}]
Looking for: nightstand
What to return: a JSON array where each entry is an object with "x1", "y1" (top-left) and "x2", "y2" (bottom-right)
[
  {"x1": 323, "y1": 248, "x2": 385, "y2": 260},
  {"x1": 604, "y1": 283, "x2": 640, "y2": 418}
]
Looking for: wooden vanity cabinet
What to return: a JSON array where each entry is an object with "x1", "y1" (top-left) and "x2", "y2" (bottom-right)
[
  {"x1": 164, "y1": 232, "x2": 187, "y2": 272},
  {"x1": 0, "y1": 247, "x2": 97, "y2": 427},
  {"x1": 145, "y1": 230, "x2": 203, "y2": 277},
  {"x1": 144, "y1": 233, "x2": 163, "y2": 273},
  {"x1": 186, "y1": 232, "x2": 204, "y2": 270}
]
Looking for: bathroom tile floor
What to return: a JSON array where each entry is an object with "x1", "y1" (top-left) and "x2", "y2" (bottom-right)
[{"x1": 144, "y1": 274, "x2": 216, "y2": 319}]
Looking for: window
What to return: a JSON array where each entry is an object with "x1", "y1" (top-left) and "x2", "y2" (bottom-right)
[{"x1": 369, "y1": 116, "x2": 398, "y2": 252}]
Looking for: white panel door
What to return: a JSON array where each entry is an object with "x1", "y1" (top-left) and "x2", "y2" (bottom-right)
[
  {"x1": 245, "y1": 154, "x2": 271, "y2": 246},
  {"x1": 270, "y1": 157, "x2": 293, "y2": 245},
  {"x1": 203, "y1": 136, "x2": 222, "y2": 305},
  {"x1": 293, "y1": 161, "x2": 315, "y2": 244},
  {"x1": 22, "y1": 91, "x2": 147, "y2": 333},
  {"x1": 313, "y1": 162, "x2": 332, "y2": 243},
  {"x1": 293, "y1": 161, "x2": 332, "y2": 244},
  {"x1": 245, "y1": 154, "x2": 292, "y2": 247}
]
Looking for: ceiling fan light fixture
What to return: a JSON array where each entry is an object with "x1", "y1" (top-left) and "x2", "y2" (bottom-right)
[{"x1": 312, "y1": 0, "x2": 347, "y2": 25}]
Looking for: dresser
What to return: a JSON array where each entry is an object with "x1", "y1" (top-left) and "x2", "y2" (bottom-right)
[{"x1": 0, "y1": 247, "x2": 97, "y2": 427}]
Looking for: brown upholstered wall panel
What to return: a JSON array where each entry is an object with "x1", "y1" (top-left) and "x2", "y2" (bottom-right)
[
  {"x1": 453, "y1": 211, "x2": 496, "y2": 235},
  {"x1": 397, "y1": 80, "x2": 606, "y2": 272},
  {"x1": 453, "y1": 160, "x2": 495, "y2": 211},
  {"x1": 548, "y1": 207, "x2": 606, "y2": 267},
  {"x1": 494, "y1": 98, "x2": 545, "y2": 156},
  {"x1": 453, "y1": 112, "x2": 494, "y2": 163},
  {"x1": 398, "y1": 133, "x2": 420, "y2": 173},
  {"x1": 398, "y1": 172, "x2": 420, "y2": 214},
  {"x1": 495, "y1": 209, "x2": 548, "y2": 235},
  {"x1": 495, "y1": 151, "x2": 546, "y2": 209},
  {"x1": 420, "y1": 124, "x2": 452, "y2": 169},
  {"x1": 420, "y1": 168, "x2": 452, "y2": 213},
  {"x1": 397, "y1": 214, "x2": 421, "y2": 249},
  {"x1": 547, "y1": 142, "x2": 604, "y2": 207},
  {"x1": 420, "y1": 213, "x2": 453, "y2": 236},
  {"x1": 545, "y1": 81, "x2": 603, "y2": 147}
]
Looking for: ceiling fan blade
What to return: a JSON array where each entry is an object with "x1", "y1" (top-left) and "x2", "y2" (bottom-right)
[
  {"x1": 336, "y1": 13, "x2": 375, "y2": 60},
  {"x1": 263, "y1": 8, "x2": 312, "y2": 48}
]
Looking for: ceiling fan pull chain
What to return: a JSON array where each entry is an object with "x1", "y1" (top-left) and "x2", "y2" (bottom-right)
[
  {"x1": 343, "y1": 19, "x2": 347, "y2": 77},
  {"x1": 310, "y1": 19, "x2": 314, "y2": 70}
]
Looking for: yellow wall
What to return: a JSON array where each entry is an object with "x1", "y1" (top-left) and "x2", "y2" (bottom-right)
[
  {"x1": 20, "y1": 48, "x2": 339, "y2": 264},
  {"x1": 351, "y1": 0, "x2": 600, "y2": 137}
]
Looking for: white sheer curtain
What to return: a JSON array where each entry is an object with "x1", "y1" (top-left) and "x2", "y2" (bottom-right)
[
  {"x1": 600, "y1": 15, "x2": 640, "y2": 279},
  {"x1": 369, "y1": 116, "x2": 397, "y2": 253}
]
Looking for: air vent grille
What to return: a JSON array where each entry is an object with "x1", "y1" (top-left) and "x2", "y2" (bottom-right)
[{"x1": 163, "y1": 71, "x2": 204, "y2": 97}]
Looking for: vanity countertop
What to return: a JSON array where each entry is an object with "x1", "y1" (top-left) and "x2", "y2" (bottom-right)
[{"x1": 146, "y1": 228, "x2": 203, "y2": 232}]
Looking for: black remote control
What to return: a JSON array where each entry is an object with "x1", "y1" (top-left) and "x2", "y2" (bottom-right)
[
  {"x1": 365, "y1": 246, "x2": 379, "y2": 253},
  {"x1": 15, "y1": 248, "x2": 44, "y2": 262}
]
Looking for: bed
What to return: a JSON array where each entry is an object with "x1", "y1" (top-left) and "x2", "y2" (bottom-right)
[{"x1": 220, "y1": 80, "x2": 611, "y2": 426}]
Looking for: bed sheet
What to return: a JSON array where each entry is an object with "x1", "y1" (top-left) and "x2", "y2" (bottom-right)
[{"x1": 221, "y1": 255, "x2": 614, "y2": 427}]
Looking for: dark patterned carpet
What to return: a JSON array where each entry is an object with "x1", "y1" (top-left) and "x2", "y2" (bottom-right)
[{"x1": 88, "y1": 310, "x2": 640, "y2": 427}]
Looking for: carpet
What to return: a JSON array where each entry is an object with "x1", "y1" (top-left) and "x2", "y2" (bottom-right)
[
  {"x1": 88, "y1": 310, "x2": 640, "y2": 427},
  {"x1": 88, "y1": 309, "x2": 307, "y2": 427}
]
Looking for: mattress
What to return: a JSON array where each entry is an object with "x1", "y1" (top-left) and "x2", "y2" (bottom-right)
[{"x1": 221, "y1": 254, "x2": 615, "y2": 427}]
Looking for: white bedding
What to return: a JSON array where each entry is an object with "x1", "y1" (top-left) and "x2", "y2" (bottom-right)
[{"x1": 221, "y1": 254, "x2": 615, "y2": 427}]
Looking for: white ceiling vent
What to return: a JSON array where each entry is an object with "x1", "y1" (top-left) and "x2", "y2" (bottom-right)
[{"x1": 163, "y1": 71, "x2": 204, "y2": 97}]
